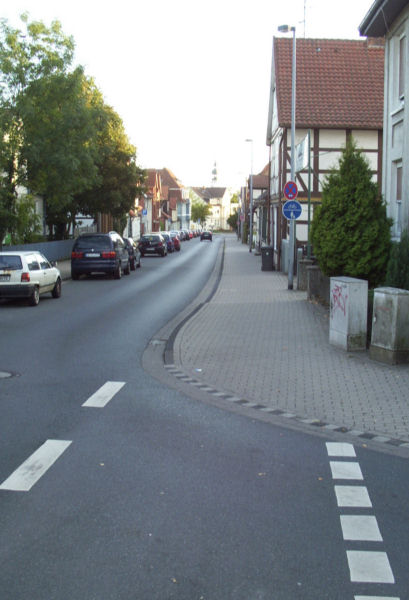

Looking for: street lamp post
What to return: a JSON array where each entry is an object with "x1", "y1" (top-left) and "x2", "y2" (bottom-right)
[
  {"x1": 278, "y1": 24, "x2": 296, "y2": 289},
  {"x1": 245, "y1": 138, "x2": 253, "y2": 252}
]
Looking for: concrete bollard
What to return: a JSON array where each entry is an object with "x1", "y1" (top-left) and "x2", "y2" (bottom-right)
[
  {"x1": 369, "y1": 287, "x2": 409, "y2": 365},
  {"x1": 307, "y1": 265, "x2": 330, "y2": 304},
  {"x1": 329, "y1": 277, "x2": 368, "y2": 351},
  {"x1": 297, "y1": 259, "x2": 314, "y2": 291}
]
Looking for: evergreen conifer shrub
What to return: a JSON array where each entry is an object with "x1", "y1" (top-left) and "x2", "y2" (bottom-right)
[{"x1": 310, "y1": 138, "x2": 392, "y2": 288}]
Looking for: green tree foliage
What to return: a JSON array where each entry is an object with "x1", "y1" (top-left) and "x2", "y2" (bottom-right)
[
  {"x1": 310, "y1": 138, "x2": 392, "y2": 288},
  {"x1": 73, "y1": 91, "x2": 146, "y2": 225},
  {"x1": 0, "y1": 14, "x2": 145, "y2": 241},
  {"x1": 227, "y1": 210, "x2": 238, "y2": 230},
  {"x1": 0, "y1": 14, "x2": 74, "y2": 241},
  {"x1": 12, "y1": 195, "x2": 42, "y2": 243},
  {"x1": 385, "y1": 230, "x2": 409, "y2": 290},
  {"x1": 191, "y1": 198, "x2": 211, "y2": 224},
  {"x1": 19, "y1": 68, "x2": 100, "y2": 238}
]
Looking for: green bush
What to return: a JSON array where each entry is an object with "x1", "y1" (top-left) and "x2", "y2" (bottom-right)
[
  {"x1": 310, "y1": 138, "x2": 392, "y2": 288},
  {"x1": 385, "y1": 230, "x2": 409, "y2": 290}
]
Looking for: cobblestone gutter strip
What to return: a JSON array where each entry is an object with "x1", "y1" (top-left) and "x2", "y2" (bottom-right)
[{"x1": 163, "y1": 364, "x2": 409, "y2": 453}]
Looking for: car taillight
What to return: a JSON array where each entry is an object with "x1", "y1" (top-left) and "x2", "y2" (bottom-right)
[
  {"x1": 71, "y1": 251, "x2": 84, "y2": 259},
  {"x1": 158, "y1": 242, "x2": 163, "y2": 247},
  {"x1": 21, "y1": 272, "x2": 30, "y2": 282},
  {"x1": 102, "y1": 251, "x2": 116, "y2": 259}
]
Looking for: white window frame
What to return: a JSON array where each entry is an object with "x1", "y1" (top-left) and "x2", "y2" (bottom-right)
[{"x1": 398, "y1": 33, "x2": 406, "y2": 100}]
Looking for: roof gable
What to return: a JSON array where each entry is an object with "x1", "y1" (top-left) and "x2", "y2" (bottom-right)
[
  {"x1": 274, "y1": 37, "x2": 384, "y2": 129},
  {"x1": 159, "y1": 168, "x2": 182, "y2": 189},
  {"x1": 192, "y1": 187, "x2": 227, "y2": 201},
  {"x1": 359, "y1": 0, "x2": 408, "y2": 36}
]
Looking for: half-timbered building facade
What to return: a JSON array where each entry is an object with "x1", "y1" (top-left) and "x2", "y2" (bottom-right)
[{"x1": 266, "y1": 37, "x2": 385, "y2": 271}]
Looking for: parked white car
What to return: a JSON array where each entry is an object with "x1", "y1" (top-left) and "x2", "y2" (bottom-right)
[{"x1": 0, "y1": 251, "x2": 62, "y2": 306}]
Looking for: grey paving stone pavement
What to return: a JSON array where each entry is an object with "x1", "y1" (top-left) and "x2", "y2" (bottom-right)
[{"x1": 172, "y1": 234, "x2": 409, "y2": 447}]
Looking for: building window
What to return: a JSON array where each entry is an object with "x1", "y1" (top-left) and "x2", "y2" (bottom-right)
[
  {"x1": 399, "y1": 35, "x2": 406, "y2": 99},
  {"x1": 396, "y1": 163, "x2": 402, "y2": 201},
  {"x1": 394, "y1": 161, "x2": 403, "y2": 239}
]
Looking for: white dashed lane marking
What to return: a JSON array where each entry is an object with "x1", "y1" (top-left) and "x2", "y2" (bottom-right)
[
  {"x1": 82, "y1": 381, "x2": 126, "y2": 408},
  {"x1": 325, "y1": 442, "x2": 400, "y2": 597},
  {"x1": 330, "y1": 461, "x2": 363, "y2": 480},
  {"x1": 347, "y1": 550, "x2": 395, "y2": 583},
  {"x1": 340, "y1": 515, "x2": 383, "y2": 542},
  {"x1": 0, "y1": 440, "x2": 72, "y2": 492},
  {"x1": 334, "y1": 485, "x2": 372, "y2": 507},
  {"x1": 326, "y1": 442, "x2": 356, "y2": 457}
]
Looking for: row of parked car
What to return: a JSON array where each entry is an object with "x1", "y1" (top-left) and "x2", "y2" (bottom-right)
[
  {"x1": 0, "y1": 228, "x2": 213, "y2": 306},
  {"x1": 138, "y1": 229, "x2": 211, "y2": 257}
]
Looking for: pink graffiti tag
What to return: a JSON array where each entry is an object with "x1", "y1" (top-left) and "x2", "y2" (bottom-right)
[{"x1": 331, "y1": 284, "x2": 348, "y2": 318}]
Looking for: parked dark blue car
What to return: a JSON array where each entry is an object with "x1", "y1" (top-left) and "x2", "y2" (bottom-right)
[{"x1": 71, "y1": 232, "x2": 130, "y2": 279}]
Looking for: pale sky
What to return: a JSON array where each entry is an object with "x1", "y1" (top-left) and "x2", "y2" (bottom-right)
[{"x1": 2, "y1": 0, "x2": 373, "y2": 190}]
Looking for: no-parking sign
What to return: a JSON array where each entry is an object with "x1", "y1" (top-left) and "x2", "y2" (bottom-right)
[{"x1": 283, "y1": 181, "x2": 298, "y2": 200}]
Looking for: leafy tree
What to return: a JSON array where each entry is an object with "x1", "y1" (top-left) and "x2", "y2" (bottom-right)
[
  {"x1": 11, "y1": 195, "x2": 42, "y2": 243},
  {"x1": 0, "y1": 14, "x2": 74, "y2": 241},
  {"x1": 310, "y1": 138, "x2": 392, "y2": 288},
  {"x1": 227, "y1": 210, "x2": 238, "y2": 230},
  {"x1": 19, "y1": 68, "x2": 100, "y2": 239},
  {"x1": 0, "y1": 15, "x2": 145, "y2": 240},
  {"x1": 191, "y1": 198, "x2": 211, "y2": 224},
  {"x1": 73, "y1": 92, "x2": 146, "y2": 225}
]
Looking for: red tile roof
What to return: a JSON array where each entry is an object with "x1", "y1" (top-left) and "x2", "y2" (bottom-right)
[
  {"x1": 274, "y1": 37, "x2": 384, "y2": 129},
  {"x1": 159, "y1": 168, "x2": 182, "y2": 188}
]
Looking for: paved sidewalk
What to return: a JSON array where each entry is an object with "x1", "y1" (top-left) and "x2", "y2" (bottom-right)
[{"x1": 171, "y1": 234, "x2": 409, "y2": 449}]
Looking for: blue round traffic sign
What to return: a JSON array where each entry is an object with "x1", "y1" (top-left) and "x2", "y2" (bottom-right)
[
  {"x1": 283, "y1": 199, "x2": 302, "y2": 220},
  {"x1": 283, "y1": 180, "x2": 298, "y2": 200}
]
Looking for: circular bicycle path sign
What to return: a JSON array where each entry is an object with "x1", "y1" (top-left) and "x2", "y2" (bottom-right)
[{"x1": 283, "y1": 199, "x2": 302, "y2": 220}]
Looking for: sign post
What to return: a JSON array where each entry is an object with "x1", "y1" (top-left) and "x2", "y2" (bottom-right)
[{"x1": 283, "y1": 181, "x2": 299, "y2": 287}]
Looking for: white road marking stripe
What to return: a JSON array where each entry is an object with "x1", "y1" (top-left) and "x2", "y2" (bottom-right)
[
  {"x1": 347, "y1": 551, "x2": 395, "y2": 583},
  {"x1": 355, "y1": 596, "x2": 400, "y2": 599},
  {"x1": 82, "y1": 381, "x2": 125, "y2": 408},
  {"x1": 326, "y1": 442, "x2": 356, "y2": 457},
  {"x1": 334, "y1": 485, "x2": 372, "y2": 507},
  {"x1": 330, "y1": 461, "x2": 363, "y2": 480},
  {"x1": 0, "y1": 440, "x2": 72, "y2": 492},
  {"x1": 340, "y1": 515, "x2": 383, "y2": 541}
]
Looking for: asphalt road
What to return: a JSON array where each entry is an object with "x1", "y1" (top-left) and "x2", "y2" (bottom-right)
[{"x1": 0, "y1": 236, "x2": 408, "y2": 600}]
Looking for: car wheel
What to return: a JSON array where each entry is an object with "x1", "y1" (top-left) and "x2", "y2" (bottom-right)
[
  {"x1": 28, "y1": 286, "x2": 40, "y2": 306},
  {"x1": 114, "y1": 263, "x2": 122, "y2": 279},
  {"x1": 124, "y1": 261, "x2": 130, "y2": 275},
  {"x1": 130, "y1": 258, "x2": 136, "y2": 271},
  {"x1": 52, "y1": 278, "x2": 62, "y2": 298}
]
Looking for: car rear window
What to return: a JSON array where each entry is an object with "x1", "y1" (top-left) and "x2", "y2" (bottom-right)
[
  {"x1": 74, "y1": 236, "x2": 111, "y2": 250},
  {"x1": 141, "y1": 235, "x2": 158, "y2": 241},
  {"x1": 0, "y1": 255, "x2": 23, "y2": 270}
]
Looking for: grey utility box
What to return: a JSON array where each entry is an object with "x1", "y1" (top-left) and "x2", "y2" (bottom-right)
[
  {"x1": 369, "y1": 287, "x2": 409, "y2": 365},
  {"x1": 261, "y1": 246, "x2": 274, "y2": 271},
  {"x1": 329, "y1": 277, "x2": 368, "y2": 351}
]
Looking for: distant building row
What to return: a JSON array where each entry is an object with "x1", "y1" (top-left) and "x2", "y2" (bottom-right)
[{"x1": 123, "y1": 168, "x2": 234, "y2": 239}]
